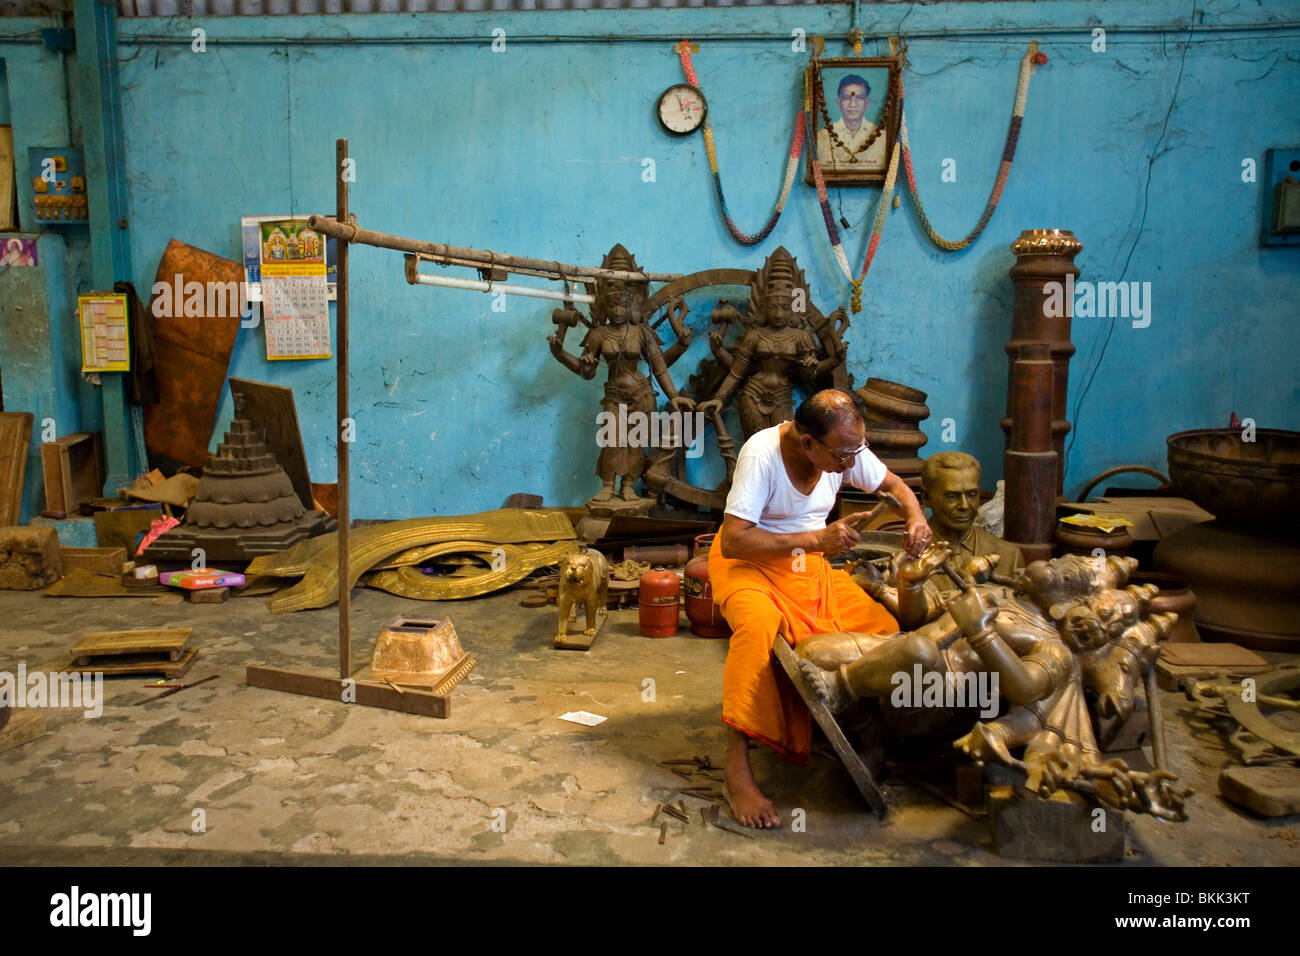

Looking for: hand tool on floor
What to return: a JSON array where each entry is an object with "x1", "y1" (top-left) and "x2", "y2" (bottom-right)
[{"x1": 136, "y1": 674, "x2": 218, "y2": 704}]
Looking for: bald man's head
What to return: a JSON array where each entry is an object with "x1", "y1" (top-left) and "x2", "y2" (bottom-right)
[{"x1": 793, "y1": 389, "x2": 861, "y2": 440}]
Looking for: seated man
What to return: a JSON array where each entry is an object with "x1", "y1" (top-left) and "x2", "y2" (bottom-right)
[{"x1": 711, "y1": 389, "x2": 930, "y2": 828}]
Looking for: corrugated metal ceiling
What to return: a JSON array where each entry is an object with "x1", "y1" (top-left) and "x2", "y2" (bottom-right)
[{"x1": 3, "y1": 0, "x2": 838, "y2": 15}]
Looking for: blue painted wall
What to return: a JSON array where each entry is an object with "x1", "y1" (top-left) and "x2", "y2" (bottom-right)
[
  {"x1": 3, "y1": 1, "x2": 1298, "y2": 519},
  {"x1": 0, "y1": 34, "x2": 102, "y2": 521}
]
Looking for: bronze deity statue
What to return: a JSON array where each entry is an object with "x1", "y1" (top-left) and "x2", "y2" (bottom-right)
[
  {"x1": 698, "y1": 247, "x2": 848, "y2": 438},
  {"x1": 548, "y1": 244, "x2": 693, "y2": 512},
  {"x1": 797, "y1": 551, "x2": 1188, "y2": 821}
]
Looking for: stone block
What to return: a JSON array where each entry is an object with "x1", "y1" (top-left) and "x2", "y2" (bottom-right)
[
  {"x1": 988, "y1": 784, "x2": 1125, "y2": 862},
  {"x1": 1219, "y1": 766, "x2": 1300, "y2": 818},
  {"x1": 0, "y1": 525, "x2": 62, "y2": 590}
]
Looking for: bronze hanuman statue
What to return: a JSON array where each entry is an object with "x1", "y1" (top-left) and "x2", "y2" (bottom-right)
[
  {"x1": 698, "y1": 247, "x2": 847, "y2": 437},
  {"x1": 548, "y1": 244, "x2": 693, "y2": 507}
]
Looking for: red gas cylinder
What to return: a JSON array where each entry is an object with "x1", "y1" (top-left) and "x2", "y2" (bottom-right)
[
  {"x1": 684, "y1": 533, "x2": 731, "y2": 639},
  {"x1": 638, "y1": 570, "x2": 681, "y2": 638}
]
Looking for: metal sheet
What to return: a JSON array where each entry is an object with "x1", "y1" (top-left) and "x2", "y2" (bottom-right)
[{"x1": 141, "y1": 240, "x2": 243, "y2": 472}]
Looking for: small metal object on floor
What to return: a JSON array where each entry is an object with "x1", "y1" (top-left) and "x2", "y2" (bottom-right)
[
  {"x1": 661, "y1": 804, "x2": 689, "y2": 823},
  {"x1": 135, "y1": 674, "x2": 218, "y2": 705}
]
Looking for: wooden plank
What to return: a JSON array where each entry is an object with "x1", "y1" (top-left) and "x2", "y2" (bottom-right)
[
  {"x1": 228, "y1": 378, "x2": 314, "y2": 511},
  {"x1": 771, "y1": 637, "x2": 890, "y2": 818},
  {"x1": 40, "y1": 442, "x2": 67, "y2": 514},
  {"x1": 71, "y1": 627, "x2": 192, "y2": 661},
  {"x1": 245, "y1": 665, "x2": 451, "y2": 718},
  {"x1": 0, "y1": 709, "x2": 46, "y2": 755},
  {"x1": 92, "y1": 506, "x2": 161, "y2": 554},
  {"x1": 68, "y1": 646, "x2": 198, "y2": 679},
  {"x1": 0, "y1": 126, "x2": 14, "y2": 232},
  {"x1": 43, "y1": 566, "x2": 164, "y2": 598},
  {"x1": 0, "y1": 411, "x2": 33, "y2": 527},
  {"x1": 59, "y1": 546, "x2": 126, "y2": 576}
]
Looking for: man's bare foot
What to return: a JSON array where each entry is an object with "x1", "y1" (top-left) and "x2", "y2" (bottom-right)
[
  {"x1": 722, "y1": 777, "x2": 781, "y2": 829},
  {"x1": 725, "y1": 728, "x2": 781, "y2": 828}
]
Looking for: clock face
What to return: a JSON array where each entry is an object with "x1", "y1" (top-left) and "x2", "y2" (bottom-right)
[{"x1": 657, "y1": 84, "x2": 708, "y2": 135}]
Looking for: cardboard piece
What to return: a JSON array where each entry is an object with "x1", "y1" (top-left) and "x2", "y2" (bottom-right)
[{"x1": 1072, "y1": 497, "x2": 1215, "y2": 541}]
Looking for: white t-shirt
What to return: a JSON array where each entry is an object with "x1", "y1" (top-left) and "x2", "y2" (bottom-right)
[{"x1": 723, "y1": 423, "x2": 888, "y2": 534}]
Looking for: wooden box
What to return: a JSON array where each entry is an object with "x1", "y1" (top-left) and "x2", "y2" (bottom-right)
[
  {"x1": 41, "y1": 432, "x2": 105, "y2": 515},
  {"x1": 59, "y1": 546, "x2": 126, "y2": 576}
]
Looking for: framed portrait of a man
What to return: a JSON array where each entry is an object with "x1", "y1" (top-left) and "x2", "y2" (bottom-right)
[{"x1": 805, "y1": 57, "x2": 900, "y2": 187}]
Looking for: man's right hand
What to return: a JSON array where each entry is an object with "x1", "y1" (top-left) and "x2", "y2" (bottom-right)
[{"x1": 815, "y1": 514, "x2": 867, "y2": 554}]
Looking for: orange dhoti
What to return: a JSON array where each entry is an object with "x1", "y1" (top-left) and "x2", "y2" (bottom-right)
[{"x1": 710, "y1": 528, "x2": 898, "y2": 764}]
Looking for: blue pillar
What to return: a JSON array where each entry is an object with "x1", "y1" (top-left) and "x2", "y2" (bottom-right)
[{"x1": 73, "y1": 0, "x2": 135, "y2": 493}]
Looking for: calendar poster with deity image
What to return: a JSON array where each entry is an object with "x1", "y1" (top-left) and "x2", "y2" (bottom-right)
[{"x1": 260, "y1": 220, "x2": 331, "y2": 360}]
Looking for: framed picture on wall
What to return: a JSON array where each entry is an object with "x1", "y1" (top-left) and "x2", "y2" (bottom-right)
[{"x1": 805, "y1": 57, "x2": 901, "y2": 187}]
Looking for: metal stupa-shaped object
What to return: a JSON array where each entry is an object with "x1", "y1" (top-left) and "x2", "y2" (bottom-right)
[{"x1": 143, "y1": 395, "x2": 336, "y2": 563}]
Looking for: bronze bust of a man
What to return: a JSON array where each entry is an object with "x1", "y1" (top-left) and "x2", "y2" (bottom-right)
[{"x1": 922, "y1": 451, "x2": 1024, "y2": 581}]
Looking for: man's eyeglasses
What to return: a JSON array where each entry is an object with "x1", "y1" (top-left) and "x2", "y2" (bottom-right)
[{"x1": 815, "y1": 437, "x2": 869, "y2": 467}]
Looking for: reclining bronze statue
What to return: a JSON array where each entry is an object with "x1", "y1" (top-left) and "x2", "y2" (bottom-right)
[{"x1": 795, "y1": 550, "x2": 1189, "y2": 821}]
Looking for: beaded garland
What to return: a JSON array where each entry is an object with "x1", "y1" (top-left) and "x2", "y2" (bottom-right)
[
  {"x1": 678, "y1": 43, "x2": 806, "y2": 246},
  {"x1": 672, "y1": 37, "x2": 1046, "y2": 310},
  {"x1": 900, "y1": 44, "x2": 1047, "y2": 252}
]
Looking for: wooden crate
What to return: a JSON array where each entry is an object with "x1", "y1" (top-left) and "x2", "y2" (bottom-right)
[
  {"x1": 41, "y1": 432, "x2": 105, "y2": 515},
  {"x1": 71, "y1": 627, "x2": 192, "y2": 665},
  {"x1": 68, "y1": 647, "x2": 199, "y2": 680}
]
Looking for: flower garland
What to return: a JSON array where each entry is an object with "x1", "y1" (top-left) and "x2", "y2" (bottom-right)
[
  {"x1": 678, "y1": 43, "x2": 806, "y2": 246},
  {"x1": 674, "y1": 37, "x2": 1046, "y2": 308},
  {"x1": 900, "y1": 43, "x2": 1047, "y2": 252},
  {"x1": 806, "y1": 57, "x2": 904, "y2": 314}
]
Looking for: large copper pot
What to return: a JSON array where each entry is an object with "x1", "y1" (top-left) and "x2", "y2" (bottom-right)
[
  {"x1": 1154, "y1": 521, "x2": 1300, "y2": 652},
  {"x1": 1166, "y1": 428, "x2": 1300, "y2": 525}
]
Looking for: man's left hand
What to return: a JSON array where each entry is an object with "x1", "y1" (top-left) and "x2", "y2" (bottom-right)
[{"x1": 902, "y1": 516, "x2": 932, "y2": 557}]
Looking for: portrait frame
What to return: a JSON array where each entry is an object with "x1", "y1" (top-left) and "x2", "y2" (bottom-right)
[{"x1": 804, "y1": 57, "x2": 901, "y2": 188}]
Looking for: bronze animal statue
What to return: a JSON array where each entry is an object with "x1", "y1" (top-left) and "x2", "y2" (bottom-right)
[{"x1": 557, "y1": 547, "x2": 610, "y2": 643}]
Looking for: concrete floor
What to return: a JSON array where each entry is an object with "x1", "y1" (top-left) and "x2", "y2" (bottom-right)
[{"x1": 0, "y1": 583, "x2": 1296, "y2": 866}]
